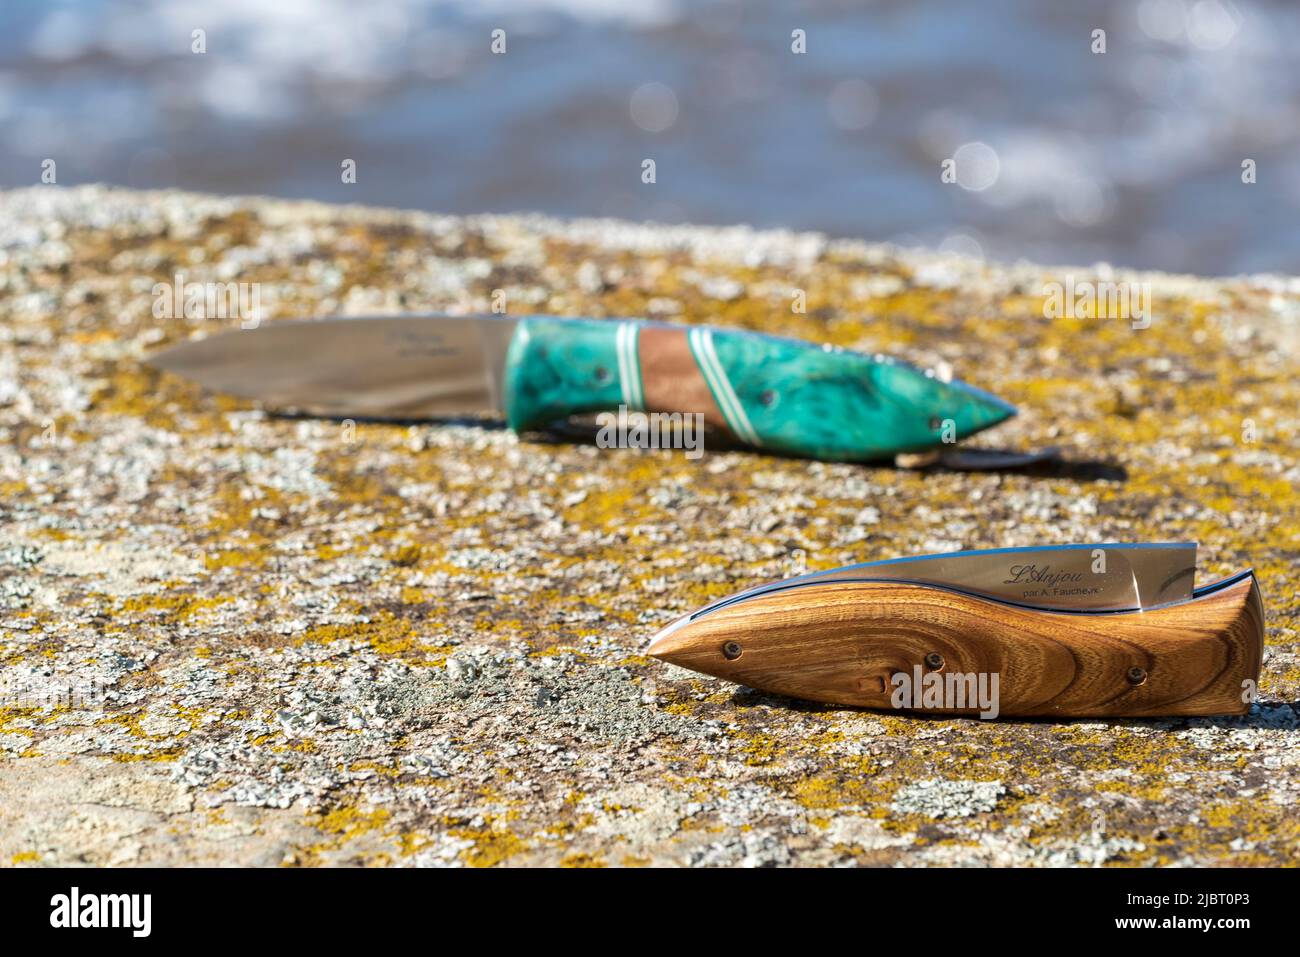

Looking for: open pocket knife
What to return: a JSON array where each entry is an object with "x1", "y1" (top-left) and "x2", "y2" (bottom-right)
[
  {"x1": 647, "y1": 543, "x2": 1264, "y2": 718},
  {"x1": 146, "y1": 313, "x2": 1015, "y2": 462}
]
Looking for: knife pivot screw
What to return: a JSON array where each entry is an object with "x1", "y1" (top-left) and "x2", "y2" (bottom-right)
[
  {"x1": 1126, "y1": 666, "x2": 1148, "y2": 685},
  {"x1": 722, "y1": 641, "x2": 743, "y2": 660},
  {"x1": 924, "y1": 652, "x2": 945, "y2": 671}
]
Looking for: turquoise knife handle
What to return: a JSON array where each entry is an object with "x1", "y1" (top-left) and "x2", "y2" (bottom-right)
[
  {"x1": 503, "y1": 317, "x2": 630, "y2": 430},
  {"x1": 501, "y1": 316, "x2": 1014, "y2": 461}
]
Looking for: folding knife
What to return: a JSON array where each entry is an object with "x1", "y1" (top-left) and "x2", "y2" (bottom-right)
[
  {"x1": 146, "y1": 314, "x2": 1015, "y2": 461},
  {"x1": 647, "y1": 543, "x2": 1264, "y2": 718}
]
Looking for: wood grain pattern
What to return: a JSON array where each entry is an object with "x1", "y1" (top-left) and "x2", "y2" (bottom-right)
[
  {"x1": 637, "y1": 326, "x2": 732, "y2": 436},
  {"x1": 647, "y1": 574, "x2": 1264, "y2": 717}
]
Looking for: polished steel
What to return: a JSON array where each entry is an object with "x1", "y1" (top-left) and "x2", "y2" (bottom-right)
[
  {"x1": 147, "y1": 314, "x2": 520, "y2": 419},
  {"x1": 694, "y1": 543, "x2": 1199, "y2": 617}
]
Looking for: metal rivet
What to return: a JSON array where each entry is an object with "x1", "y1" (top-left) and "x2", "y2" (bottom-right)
[
  {"x1": 722, "y1": 641, "x2": 743, "y2": 660},
  {"x1": 924, "y1": 652, "x2": 944, "y2": 670},
  {"x1": 760, "y1": 389, "x2": 776, "y2": 406},
  {"x1": 594, "y1": 366, "x2": 611, "y2": 383},
  {"x1": 1127, "y1": 666, "x2": 1147, "y2": 685}
]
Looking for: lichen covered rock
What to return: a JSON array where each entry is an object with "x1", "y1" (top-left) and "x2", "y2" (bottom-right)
[{"x1": 0, "y1": 185, "x2": 1297, "y2": 866}]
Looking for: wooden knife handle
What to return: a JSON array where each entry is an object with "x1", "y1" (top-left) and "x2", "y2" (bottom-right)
[
  {"x1": 649, "y1": 573, "x2": 1264, "y2": 717},
  {"x1": 500, "y1": 316, "x2": 1013, "y2": 461}
]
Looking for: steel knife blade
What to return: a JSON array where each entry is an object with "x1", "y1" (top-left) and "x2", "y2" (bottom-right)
[
  {"x1": 146, "y1": 314, "x2": 520, "y2": 420},
  {"x1": 691, "y1": 542, "x2": 1198, "y2": 617}
]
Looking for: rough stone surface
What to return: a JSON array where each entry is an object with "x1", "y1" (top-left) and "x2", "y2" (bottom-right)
[{"x1": 1, "y1": 185, "x2": 1297, "y2": 867}]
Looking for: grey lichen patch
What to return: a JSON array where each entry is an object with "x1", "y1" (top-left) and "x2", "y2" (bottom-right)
[
  {"x1": 1, "y1": 184, "x2": 1298, "y2": 866},
  {"x1": 891, "y1": 779, "x2": 1007, "y2": 819}
]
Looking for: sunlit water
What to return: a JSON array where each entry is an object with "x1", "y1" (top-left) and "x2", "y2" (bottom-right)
[{"x1": 2, "y1": 0, "x2": 1298, "y2": 275}]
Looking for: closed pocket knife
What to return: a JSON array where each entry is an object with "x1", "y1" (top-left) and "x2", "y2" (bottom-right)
[
  {"x1": 647, "y1": 543, "x2": 1264, "y2": 718},
  {"x1": 146, "y1": 313, "x2": 1015, "y2": 461}
]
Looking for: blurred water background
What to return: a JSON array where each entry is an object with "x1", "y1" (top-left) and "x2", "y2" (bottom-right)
[{"x1": 2, "y1": 0, "x2": 1298, "y2": 276}]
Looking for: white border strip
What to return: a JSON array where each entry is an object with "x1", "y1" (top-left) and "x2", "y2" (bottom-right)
[
  {"x1": 689, "y1": 328, "x2": 761, "y2": 446},
  {"x1": 616, "y1": 322, "x2": 644, "y2": 410}
]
